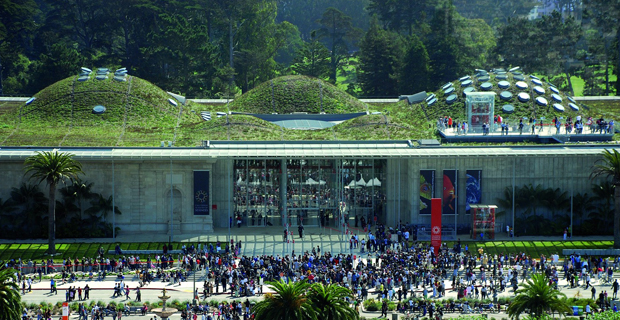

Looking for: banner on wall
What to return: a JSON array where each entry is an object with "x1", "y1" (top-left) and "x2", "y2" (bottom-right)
[
  {"x1": 419, "y1": 170, "x2": 435, "y2": 214},
  {"x1": 431, "y1": 198, "x2": 442, "y2": 255},
  {"x1": 466, "y1": 170, "x2": 482, "y2": 213},
  {"x1": 193, "y1": 171, "x2": 210, "y2": 215},
  {"x1": 442, "y1": 170, "x2": 458, "y2": 214}
]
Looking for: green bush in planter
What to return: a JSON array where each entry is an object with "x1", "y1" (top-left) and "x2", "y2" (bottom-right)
[{"x1": 363, "y1": 299, "x2": 378, "y2": 311}]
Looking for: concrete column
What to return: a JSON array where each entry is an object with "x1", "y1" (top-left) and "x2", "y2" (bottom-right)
[{"x1": 280, "y1": 159, "x2": 287, "y2": 228}]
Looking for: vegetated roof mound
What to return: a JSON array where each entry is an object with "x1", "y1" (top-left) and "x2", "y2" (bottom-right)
[
  {"x1": 19, "y1": 74, "x2": 179, "y2": 125},
  {"x1": 230, "y1": 75, "x2": 368, "y2": 114},
  {"x1": 424, "y1": 68, "x2": 583, "y2": 124},
  {"x1": 0, "y1": 72, "x2": 186, "y2": 147}
]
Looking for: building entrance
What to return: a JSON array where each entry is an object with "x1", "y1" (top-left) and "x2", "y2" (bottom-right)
[{"x1": 232, "y1": 158, "x2": 386, "y2": 229}]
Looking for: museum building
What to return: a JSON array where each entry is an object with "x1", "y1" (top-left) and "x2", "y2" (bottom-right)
[{"x1": 0, "y1": 142, "x2": 615, "y2": 237}]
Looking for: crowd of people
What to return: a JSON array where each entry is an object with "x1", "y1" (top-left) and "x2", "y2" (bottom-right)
[
  {"x1": 437, "y1": 114, "x2": 615, "y2": 136},
  {"x1": 7, "y1": 222, "x2": 620, "y2": 320}
]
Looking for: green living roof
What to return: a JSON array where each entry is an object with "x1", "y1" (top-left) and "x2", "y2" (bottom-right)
[{"x1": 0, "y1": 69, "x2": 617, "y2": 147}]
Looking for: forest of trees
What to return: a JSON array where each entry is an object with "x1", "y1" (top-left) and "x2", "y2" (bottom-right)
[{"x1": 0, "y1": 0, "x2": 617, "y2": 98}]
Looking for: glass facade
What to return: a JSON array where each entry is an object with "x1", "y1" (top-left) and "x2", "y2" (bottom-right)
[
  {"x1": 233, "y1": 160, "x2": 280, "y2": 227},
  {"x1": 233, "y1": 159, "x2": 387, "y2": 228}
]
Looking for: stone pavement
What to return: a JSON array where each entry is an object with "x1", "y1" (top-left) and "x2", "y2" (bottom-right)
[
  {"x1": 2, "y1": 225, "x2": 612, "y2": 258},
  {"x1": 20, "y1": 260, "x2": 620, "y2": 320}
]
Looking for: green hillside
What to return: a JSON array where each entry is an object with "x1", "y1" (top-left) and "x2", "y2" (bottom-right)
[
  {"x1": 230, "y1": 75, "x2": 368, "y2": 114},
  {"x1": 0, "y1": 69, "x2": 616, "y2": 147}
]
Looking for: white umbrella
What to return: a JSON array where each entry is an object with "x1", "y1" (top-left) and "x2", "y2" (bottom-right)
[
  {"x1": 319, "y1": 180, "x2": 327, "y2": 185},
  {"x1": 306, "y1": 178, "x2": 319, "y2": 185},
  {"x1": 366, "y1": 178, "x2": 382, "y2": 187},
  {"x1": 236, "y1": 177, "x2": 245, "y2": 185},
  {"x1": 357, "y1": 177, "x2": 367, "y2": 187}
]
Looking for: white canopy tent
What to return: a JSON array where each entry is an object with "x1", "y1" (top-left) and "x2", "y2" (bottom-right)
[{"x1": 365, "y1": 177, "x2": 382, "y2": 187}]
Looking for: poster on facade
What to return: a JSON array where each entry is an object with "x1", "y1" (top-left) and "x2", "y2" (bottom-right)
[
  {"x1": 442, "y1": 170, "x2": 458, "y2": 214},
  {"x1": 193, "y1": 171, "x2": 210, "y2": 215},
  {"x1": 466, "y1": 170, "x2": 482, "y2": 213},
  {"x1": 419, "y1": 170, "x2": 435, "y2": 214}
]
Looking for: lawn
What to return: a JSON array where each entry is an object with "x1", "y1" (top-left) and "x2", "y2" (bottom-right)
[
  {"x1": 1, "y1": 240, "x2": 614, "y2": 264},
  {"x1": 444, "y1": 240, "x2": 615, "y2": 258},
  {"x1": 0, "y1": 242, "x2": 227, "y2": 263}
]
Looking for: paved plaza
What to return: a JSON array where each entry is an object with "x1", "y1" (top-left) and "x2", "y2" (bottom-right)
[
  {"x1": 12, "y1": 229, "x2": 617, "y2": 319},
  {"x1": 19, "y1": 260, "x2": 620, "y2": 319}
]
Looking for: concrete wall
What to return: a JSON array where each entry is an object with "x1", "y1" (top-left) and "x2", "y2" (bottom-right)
[
  {"x1": 394, "y1": 153, "x2": 605, "y2": 230},
  {"x1": 0, "y1": 159, "x2": 216, "y2": 237},
  {"x1": 0, "y1": 152, "x2": 606, "y2": 238}
]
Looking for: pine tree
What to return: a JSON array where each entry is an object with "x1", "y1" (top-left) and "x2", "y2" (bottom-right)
[
  {"x1": 358, "y1": 18, "x2": 403, "y2": 97},
  {"x1": 398, "y1": 35, "x2": 431, "y2": 94}
]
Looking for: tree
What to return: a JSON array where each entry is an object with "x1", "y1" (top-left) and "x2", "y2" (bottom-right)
[
  {"x1": 507, "y1": 274, "x2": 571, "y2": 319},
  {"x1": 9, "y1": 183, "x2": 48, "y2": 236},
  {"x1": 0, "y1": 0, "x2": 39, "y2": 95},
  {"x1": 60, "y1": 178, "x2": 96, "y2": 220},
  {"x1": 315, "y1": 7, "x2": 362, "y2": 83},
  {"x1": 585, "y1": 0, "x2": 620, "y2": 95},
  {"x1": 253, "y1": 280, "x2": 317, "y2": 320},
  {"x1": 572, "y1": 192, "x2": 595, "y2": 235},
  {"x1": 426, "y1": 0, "x2": 463, "y2": 87},
  {"x1": 292, "y1": 30, "x2": 331, "y2": 78},
  {"x1": 591, "y1": 149, "x2": 620, "y2": 248},
  {"x1": 358, "y1": 18, "x2": 403, "y2": 96},
  {"x1": 366, "y1": 0, "x2": 434, "y2": 36},
  {"x1": 398, "y1": 34, "x2": 430, "y2": 94},
  {"x1": 0, "y1": 268, "x2": 21, "y2": 320},
  {"x1": 24, "y1": 151, "x2": 84, "y2": 254},
  {"x1": 307, "y1": 283, "x2": 358, "y2": 320},
  {"x1": 451, "y1": 0, "x2": 536, "y2": 26},
  {"x1": 454, "y1": 17, "x2": 496, "y2": 73},
  {"x1": 86, "y1": 194, "x2": 122, "y2": 221}
]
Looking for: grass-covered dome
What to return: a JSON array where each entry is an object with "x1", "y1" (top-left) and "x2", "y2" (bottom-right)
[
  {"x1": 0, "y1": 70, "x2": 189, "y2": 146},
  {"x1": 230, "y1": 75, "x2": 368, "y2": 114}
]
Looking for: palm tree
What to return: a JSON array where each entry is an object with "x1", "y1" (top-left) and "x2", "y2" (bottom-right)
[
  {"x1": 0, "y1": 268, "x2": 22, "y2": 320},
  {"x1": 253, "y1": 280, "x2": 317, "y2": 320},
  {"x1": 60, "y1": 178, "x2": 96, "y2": 220},
  {"x1": 591, "y1": 149, "x2": 620, "y2": 248},
  {"x1": 10, "y1": 183, "x2": 48, "y2": 236},
  {"x1": 86, "y1": 194, "x2": 122, "y2": 221},
  {"x1": 307, "y1": 283, "x2": 358, "y2": 320},
  {"x1": 572, "y1": 192, "x2": 595, "y2": 235},
  {"x1": 24, "y1": 151, "x2": 84, "y2": 254},
  {"x1": 507, "y1": 274, "x2": 571, "y2": 319}
]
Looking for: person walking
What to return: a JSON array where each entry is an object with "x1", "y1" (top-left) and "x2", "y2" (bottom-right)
[
  {"x1": 612, "y1": 279, "x2": 618, "y2": 299},
  {"x1": 380, "y1": 300, "x2": 388, "y2": 318}
]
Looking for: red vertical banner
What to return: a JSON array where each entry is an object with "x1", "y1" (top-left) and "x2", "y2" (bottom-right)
[
  {"x1": 62, "y1": 302, "x2": 69, "y2": 320},
  {"x1": 431, "y1": 198, "x2": 442, "y2": 255}
]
